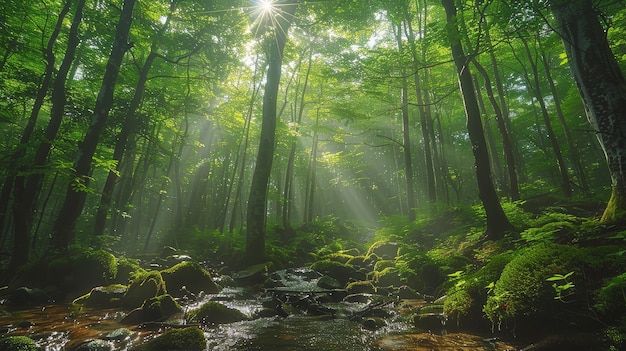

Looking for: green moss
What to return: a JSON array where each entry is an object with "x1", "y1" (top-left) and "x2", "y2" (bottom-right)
[
  {"x1": 129, "y1": 327, "x2": 205, "y2": 351},
  {"x1": 46, "y1": 249, "x2": 118, "y2": 289},
  {"x1": 72, "y1": 284, "x2": 127, "y2": 307},
  {"x1": 346, "y1": 255, "x2": 368, "y2": 268},
  {"x1": 115, "y1": 257, "x2": 144, "y2": 285},
  {"x1": 142, "y1": 294, "x2": 181, "y2": 321},
  {"x1": 483, "y1": 244, "x2": 587, "y2": 324},
  {"x1": 188, "y1": 301, "x2": 247, "y2": 324},
  {"x1": 594, "y1": 272, "x2": 626, "y2": 320},
  {"x1": 325, "y1": 253, "x2": 354, "y2": 264},
  {"x1": 161, "y1": 261, "x2": 220, "y2": 296},
  {"x1": 366, "y1": 241, "x2": 399, "y2": 259},
  {"x1": 346, "y1": 280, "x2": 376, "y2": 294},
  {"x1": 122, "y1": 271, "x2": 167, "y2": 309},
  {"x1": 0, "y1": 335, "x2": 40, "y2": 351},
  {"x1": 374, "y1": 260, "x2": 395, "y2": 272}
]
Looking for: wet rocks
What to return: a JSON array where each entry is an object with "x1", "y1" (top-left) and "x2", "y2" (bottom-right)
[
  {"x1": 128, "y1": 326, "x2": 205, "y2": 351},
  {"x1": 0, "y1": 335, "x2": 40, "y2": 351},
  {"x1": 187, "y1": 301, "x2": 247, "y2": 325},
  {"x1": 72, "y1": 284, "x2": 127, "y2": 308},
  {"x1": 161, "y1": 261, "x2": 220, "y2": 297},
  {"x1": 120, "y1": 294, "x2": 181, "y2": 325}
]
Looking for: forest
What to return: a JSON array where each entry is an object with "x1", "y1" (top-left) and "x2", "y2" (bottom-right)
[{"x1": 1, "y1": 0, "x2": 626, "y2": 350}]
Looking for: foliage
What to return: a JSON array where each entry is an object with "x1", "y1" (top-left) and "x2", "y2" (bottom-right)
[
  {"x1": 594, "y1": 272, "x2": 626, "y2": 321},
  {"x1": 520, "y1": 212, "x2": 580, "y2": 244}
]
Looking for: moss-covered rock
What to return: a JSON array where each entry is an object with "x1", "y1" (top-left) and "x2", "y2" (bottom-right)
[
  {"x1": 346, "y1": 280, "x2": 376, "y2": 294},
  {"x1": 232, "y1": 263, "x2": 268, "y2": 287},
  {"x1": 0, "y1": 335, "x2": 40, "y2": 351},
  {"x1": 483, "y1": 244, "x2": 588, "y2": 326},
  {"x1": 161, "y1": 261, "x2": 220, "y2": 297},
  {"x1": 366, "y1": 241, "x2": 399, "y2": 259},
  {"x1": 317, "y1": 275, "x2": 342, "y2": 290},
  {"x1": 129, "y1": 327, "x2": 206, "y2": 351},
  {"x1": 188, "y1": 301, "x2": 247, "y2": 325},
  {"x1": 310, "y1": 260, "x2": 359, "y2": 285},
  {"x1": 374, "y1": 260, "x2": 395, "y2": 272},
  {"x1": 73, "y1": 284, "x2": 127, "y2": 308},
  {"x1": 346, "y1": 255, "x2": 368, "y2": 269},
  {"x1": 121, "y1": 294, "x2": 181, "y2": 325},
  {"x1": 325, "y1": 253, "x2": 354, "y2": 264},
  {"x1": 46, "y1": 249, "x2": 118, "y2": 294},
  {"x1": 74, "y1": 339, "x2": 113, "y2": 351},
  {"x1": 374, "y1": 267, "x2": 403, "y2": 287},
  {"x1": 114, "y1": 257, "x2": 144, "y2": 285},
  {"x1": 122, "y1": 271, "x2": 167, "y2": 309}
]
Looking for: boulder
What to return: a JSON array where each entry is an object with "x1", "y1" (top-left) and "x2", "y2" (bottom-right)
[
  {"x1": 346, "y1": 281, "x2": 376, "y2": 294},
  {"x1": 310, "y1": 260, "x2": 359, "y2": 285},
  {"x1": 366, "y1": 241, "x2": 399, "y2": 259},
  {"x1": 375, "y1": 267, "x2": 403, "y2": 288},
  {"x1": 0, "y1": 336, "x2": 40, "y2": 351},
  {"x1": 161, "y1": 261, "x2": 220, "y2": 297},
  {"x1": 74, "y1": 339, "x2": 113, "y2": 351},
  {"x1": 232, "y1": 263, "x2": 268, "y2": 286},
  {"x1": 73, "y1": 284, "x2": 127, "y2": 308},
  {"x1": 121, "y1": 271, "x2": 167, "y2": 309},
  {"x1": 317, "y1": 276, "x2": 342, "y2": 290},
  {"x1": 121, "y1": 294, "x2": 181, "y2": 325},
  {"x1": 9, "y1": 287, "x2": 53, "y2": 305},
  {"x1": 188, "y1": 301, "x2": 247, "y2": 325},
  {"x1": 129, "y1": 327, "x2": 206, "y2": 351}
]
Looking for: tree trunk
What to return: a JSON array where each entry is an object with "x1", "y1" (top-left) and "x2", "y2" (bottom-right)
[
  {"x1": 539, "y1": 44, "x2": 589, "y2": 192},
  {"x1": 394, "y1": 24, "x2": 417, "y2": 221},
  {"x1": 442, "y1": 0, "x2": 513, "y2": 240},
  {"x1": 550, "y1": 0, "x2": 626, "y2": 222},
  {"x1": 245, "y1": 1, "x2": 299, "y2": 265},
  {"x1": 519, "y1": 36, "x2": 572, "y2": 197},
  {"x1": 50, "y1": 0, "x2": 136, "y2": 251},
  {"x1": 472, "y1": 59, "x2": 520, "y2": 201}
]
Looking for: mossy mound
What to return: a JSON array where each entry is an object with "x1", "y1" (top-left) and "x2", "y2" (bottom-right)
[
  {"x1": 121, "y1": 294, "x2": 181, "y2": 325},
  {"x1": 129, "y1": 327, "x2": 205, "y2": 351},
  {"x1": 366, "y1": 241, "x2": 399, "y2": 259},
  {"x1": 310, "y1": 260, "x2": 358, "y2": 285},
  {"x1": 188, "y1": 301, "x2": 247, "y2": 325},
  {"x1": 161, "y1": 261, "x2": 220, "y2": 297},
  {"x1": 374, "y1": 267, "x2": 403, "y2": 287},
  {"x1": 46, "y1": 249, "x2": 117, "y2": 294},
  {"x1": 73, "y1": 284, "x2": 127, "y2": 308},
  {"x1": 325, "y1": 253, "x2": 354, "y2": 264},
  {"x1": 346, "y1": 280, "x2": 376, "y2": 294},
  {"x1": 484, "y1": 244, "x2": 588, "y2": 326},
  {"x1": 122, "y1": 271, "x2": 167, "y2": 309},
  {"x1": 0, "y1": 335, "x2": 40, "y2": 351},
  {"x1": 374, "y1": 260, "x2": 395, "y2": 272},
  {"x1": 114, "y1": 257, "x2": 144, "y2": 285}
]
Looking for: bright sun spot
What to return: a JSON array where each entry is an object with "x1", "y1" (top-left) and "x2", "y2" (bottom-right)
[{"x1": 258, "y1": 0, "x2": 275, "y2": 14}]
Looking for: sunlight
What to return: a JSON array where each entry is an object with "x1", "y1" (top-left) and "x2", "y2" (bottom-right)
[{"x1": 258, "y1": 0, "x2": 275, "y2": 14}]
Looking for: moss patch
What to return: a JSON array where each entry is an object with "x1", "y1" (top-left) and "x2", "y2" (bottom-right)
[
  {"x1": 188, "y1": 301, "x2": 247, "y2": 325},
  {"x1": 129, "y1": 327, "x2": 205, "y2": 351},
  {"x1": 161, "y1": 261, "x2": 220, "y2": 296},
  {"x1": 0, "y1": 335, "x2": 40, "y2": 351}
]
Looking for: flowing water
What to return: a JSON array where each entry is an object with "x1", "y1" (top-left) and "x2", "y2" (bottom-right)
[{"x1": 0, "y1": 268, "x2": 521, "y2": 350}]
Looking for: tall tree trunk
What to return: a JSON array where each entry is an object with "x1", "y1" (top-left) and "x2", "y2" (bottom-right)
[
  {"x1": 395, "y1": 24, "x2": 417, "y2": 221},
  {"x1": 6, "y1": 0, "x2": 81, "y2": 276},
  {"x1": 472, "y1": 59, "x2": 520, "y2": 200},
  {"x1": 539, "y1": 44, "x2": 589, "y2": 192},
  {"x1": 550, "y1": 0, "x2": 626, "y2": 222},
  {"x1": 519, "y1": 36, "x2": 572, "y2": 197},
  {"x1": 442, "y1": 0, "x2": 513, "y2": 240},
  {"x1": 245, "y1": 1, "x2": 299, "y2": 265},
  {"x1": 51, "y1": 0, "x2": 136, "y2": 251}
]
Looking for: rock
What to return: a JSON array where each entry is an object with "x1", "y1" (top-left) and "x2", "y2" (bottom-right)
[
  {"x1": 397, "y1": 286, "x2": 422, "y2": 300},
  {"x1": 121, "y1": 294, "x2": 181, "y2": 325},
  {"x1": 232, "y1": 263, "x2": 269, "y2": 286},
  {"x1": 121, "y1": 271, "x2": 167, "y2": 309},
  {"x1": 74, "y1": 339, "x2": 113, "y2": 351},
  {"x1": 362, "y1": 317, "x2": 386, "y2": 330},
  {"x1": 188, "y1": 301, "x2": 247, "y2": 325},
  {"x1": 0, "y1": 336, "x2": 40, "y2": 350},
  {"x1": 344, "y1": 293, "x2": 373, "y2": 303},
  {"x1": 346, "y1": 281, "x2": 376, "y2": 294},
  {"x1": 366, "y1": 241, "x2": 399, "y2": 259},
  {"x1": 375, "y1": 267, "x2": 403, "y2": 288},
  {"x1": 317, "y1": 276, "x2": 342, "y2": 290},
  {"x1": 73, "y1": 284, "x2": 127, "y2": 308},
  {"x1": 9, "y1": 287, "x2": 53, "y2": 305},
  {"x1": 310, "y1": 260, "x2": 358, "y2": 285},
  {"x1": 161, "y1": 261, "x2": 220, "y2": 297},
  {"x1": 46, "y1": 249, "x2": 118, "y2": 295},
  {"x1": 129, "y1": 326, "x2": 206, "y2": 351},
  {"x1": 520, "y1": 333, "x2": 602, "y2": 351}
]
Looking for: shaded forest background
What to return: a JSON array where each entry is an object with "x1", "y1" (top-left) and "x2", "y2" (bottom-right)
[{"x1": 0, "y1": 0, "x2": 625, "y2": 271}]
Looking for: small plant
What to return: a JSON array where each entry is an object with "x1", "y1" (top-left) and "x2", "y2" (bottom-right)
[{"x1": 547, "y1": 271, "x2": 576, "y2": 303}]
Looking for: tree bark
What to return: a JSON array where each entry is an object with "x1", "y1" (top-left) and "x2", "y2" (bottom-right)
[
  {"x1": 51, "y1": 0, "x2": 136, "y2": 251},
  {"x1": 550, "y1": 0, "x2": 626, "y2": 222},
  {"x1": 442, "y1": 0, "x2": 513, "y2": 240},
  {"x1": 245, "y1": 1, "x2": 299, "y2": 265}
]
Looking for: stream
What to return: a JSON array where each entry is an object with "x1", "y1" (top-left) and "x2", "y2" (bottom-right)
[{"x1": 0, "y1": 267, "x2": 521, "y2": 350}]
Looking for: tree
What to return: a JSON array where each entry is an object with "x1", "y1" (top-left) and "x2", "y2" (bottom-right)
[
  {"x1": 550, "y1": 0, "x2": 626, "y2": 222},
  {"x1": 245, "y1": 0, "x2": 299, "y2": 265},
  {"x1": 50, "y1": 0, "x2": 136, "y2": 251},
  {"x1": 442, "y1": 0, "x2": 513, "y2": 240}
]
